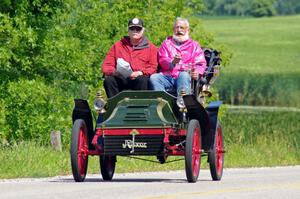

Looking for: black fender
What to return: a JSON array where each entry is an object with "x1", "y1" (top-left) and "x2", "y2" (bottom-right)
[
  {"x1": 72, "y1": 99, "x2": 94, "y2": 149},
  {"x1": 183, "y1": 95, "x2": 210, "y2": 150},
  {"x1": 183, "y1": 95, "x2": 222, "y2": 151},
  {"x1": 206, "y1": 101, "x2": 222, "y2": 151}
]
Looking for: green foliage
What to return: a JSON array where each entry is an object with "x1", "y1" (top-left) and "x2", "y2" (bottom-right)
[
  {"x1": 275, "y1": 0, "x2": 300, "y2": 15},
  {"x1": 224, "y1": 109, "x2": 300, "y2": 145},
  {"x1": 0, "y1": 13, "x2": 37, "y2": 82},
  {"x1": 1, "y1": 0, "x2": 221, "y2": 145},
  {"x1": 202, "y1": 0, "x2": 255, "y2": 16},
  {"x1": 249, "y1": 0, "x2": 276, "y2": 17},
  {"x1": 34, "y1": 0, "x2": 208, "y2": 83},
  {"x1": 0, "y1": 0, "x2": 64, "y2": 17},
  {"x1": 2, "y1": 79, "x2": 72, "y2": 145},
  {"x1": 202, "y1": 0, "x2": 300, "y2": 17},
  {"x1": 0, "y1": 0, "x2": 210, "y2": 85},
  {"x1": 0, "y1": 99, "x2": 8, "y2": 143},
  {"x1": 223, "y1": 108, "x2": 300, "y2": 167},
  {"x1": 0, "y1": 0, "x2": 66, "y2": 81},
  {"x1": 216, "y1": 73, "x2": 300, "y2": 107}
]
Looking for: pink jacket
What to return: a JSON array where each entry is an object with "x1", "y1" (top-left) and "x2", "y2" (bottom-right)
[{"x1": 158, "y1": 36, "x2": 207, "y2": 78}]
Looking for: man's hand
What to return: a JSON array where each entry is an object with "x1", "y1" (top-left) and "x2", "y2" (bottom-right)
[
  {"x1": 172, "y1": 53, "x2": 181, "y2": 65},
  {"x1": 130, "y1": 71, "x2": 143, "y2": 80},
  {"x1": 114, "y1": 70, "x2": 121, "y2": 77}
]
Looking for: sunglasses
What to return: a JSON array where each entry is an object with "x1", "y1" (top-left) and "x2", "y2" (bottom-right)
[{"x1": 129, "y1": 26, "x2": 143, "y2": 32}]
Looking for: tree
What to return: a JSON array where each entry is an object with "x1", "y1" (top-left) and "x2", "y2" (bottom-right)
[
  {"x1": 1, "y1": 0, "x2": 221, "y2": 144},
  {"x1": 249, "y1": 0, "x2": 276, "y2": 17},
  {"x1": 202, "y1": 0, "x2": 300, "y2": 16},
  {"x1": 233, "y1": 0, "x2": 252, "y2": 16},
  {"x1": 274, "y1": 0, "x2": 300, "y2": 15}
]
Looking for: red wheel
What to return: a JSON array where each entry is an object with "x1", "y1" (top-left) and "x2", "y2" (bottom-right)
[
  {"x1": 100, "y1": 156, "x2": 116, "y2": 181},
  {"x1": 209, "y1": 122, "x2": 224, "y2": 180},
  {"x1": 185, "y1": 119, "x2": 201, "y2": 183},
  {"x1": 71, "y1": 119, "x2": 89, "y2": 182}
]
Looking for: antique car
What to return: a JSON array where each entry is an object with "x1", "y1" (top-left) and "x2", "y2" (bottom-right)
[{"x1": 70, "y1": 48, "x2": 224, "y2": 183}]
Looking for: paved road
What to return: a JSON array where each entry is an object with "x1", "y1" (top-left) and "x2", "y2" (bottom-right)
[{"x1": 1, "y1": 166, "x2": 300, "y2": 199}]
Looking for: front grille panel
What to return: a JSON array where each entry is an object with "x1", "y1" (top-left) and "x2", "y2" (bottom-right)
[{"x1": 103, "y1": 135, "x2": 164, "y2": 155}]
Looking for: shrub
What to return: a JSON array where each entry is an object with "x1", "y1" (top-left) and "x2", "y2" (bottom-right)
[
  {"x1": 1, "y1": 0, "x2": 223, "y2": 146},
  {"x1": 0, "y1": 98, "x2": 9, "y2": 144},
  {"x1": 3, "y1": 79, "x2": 72, "y2": 145},
  {"x1": 216, "y1": 72, "x2": 300, "y2": 107},
  {"x1": 249, "y1": 0, "x2": 277, "y2": 17}
]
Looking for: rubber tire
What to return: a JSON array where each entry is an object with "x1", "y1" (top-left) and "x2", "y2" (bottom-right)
[
  {"x1": 185, "y1": 119, "x2": 201, "y2": 183},
  {"x1": 157, "y1": 155, "x2": 168, "y2": 164},
  {"x1": 100, "y1": 155, "x2": 116, "y2": 181},
  {"x1": 209, "y1": 122, "x2": 224, "y2": 181},
  {"x1": 71, "y1": 119, "x2": 89, "y2": 182}
]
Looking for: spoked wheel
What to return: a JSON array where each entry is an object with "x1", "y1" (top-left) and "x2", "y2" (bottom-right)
[
  {"x1": 209, "y1": 122, "x2": 224, "y2": 181},
  {"x1": 185, "y1": 119, "x2": 201, "y2": 183},
  {"x1": 71, "y1": 119, "x2": 89, "y2": 182},
  {"x1": 100, "y1": 155, "x2": 116, "y2": 181}
]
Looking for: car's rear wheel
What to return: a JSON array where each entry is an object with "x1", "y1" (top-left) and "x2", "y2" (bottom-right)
[
  {"x1": 209, "y1": 122, "x2": 224, "y2": 181},
  {"x1": 100, "y1": 155, "x2": 116, "y2": 181},
  {"x1": 185, "y1": 119, "x2": 201, "y2": 183},
  {"x1": 71, "y1": 119, "x2": 89, "y2": 182}
]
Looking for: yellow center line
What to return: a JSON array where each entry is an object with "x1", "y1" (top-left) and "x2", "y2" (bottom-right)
[{"x1": 143, "y1": 182, "x2": 300, "y2": 199}]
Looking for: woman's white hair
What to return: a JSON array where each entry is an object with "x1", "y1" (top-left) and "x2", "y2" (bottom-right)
[{"x1": 173, "y1": 17, "x2": 189, "y2": 28}]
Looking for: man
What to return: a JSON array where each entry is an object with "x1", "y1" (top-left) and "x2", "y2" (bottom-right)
[
  {"x1": 102, "y1": 18, "x2": 158, "y2": 98},
  {"x1": 150, "y1": 17, "x2": 206, "y2": 98}
]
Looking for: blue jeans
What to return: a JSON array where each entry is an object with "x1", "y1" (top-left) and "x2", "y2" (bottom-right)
[{"x1": 150, "y1": 72, "x2": 191, "y2": 96}]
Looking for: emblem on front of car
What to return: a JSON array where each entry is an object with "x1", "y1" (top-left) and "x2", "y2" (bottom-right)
[
  {"x1": 122, "y1": 140, "x2": 147, "y2": 149},
  {"x1": 122, "y1": 129, "x2": 146, "y2": 153},
  {"x1": 130, "y1": 129, "x2": 139, "y2": 135}
]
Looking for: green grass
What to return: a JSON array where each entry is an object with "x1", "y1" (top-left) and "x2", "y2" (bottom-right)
[
  {"x1": 203, "y1": 15, "x2": 300, "y2": 74},
  {"x1": 1, "y1": 108, "x2": 299, "y2": 179},
  {"x1": 202, "y1": 15, "x2": 300, "y2": 107},
  {"x1": 0, "y1": 142, "x2": 70, "y2": 178},
  {"x1": 222, "y1": 108, "x2": 300, "y2": 167},
  {"x1": 0, "y1": 142, "x2": 186, "y2": 179}
]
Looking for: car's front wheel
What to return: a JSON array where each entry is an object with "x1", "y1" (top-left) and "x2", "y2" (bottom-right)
[
  {"x1": 71, "y1": 119, "x2": 89, "y2": 182},
  {"x1": 185, "y1": 119, "x2": 201, "y2": 183}
]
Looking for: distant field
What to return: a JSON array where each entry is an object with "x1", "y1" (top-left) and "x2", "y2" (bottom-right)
[{"x1": 202, "y1": 15, "x2": 300, "y2": 107}]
